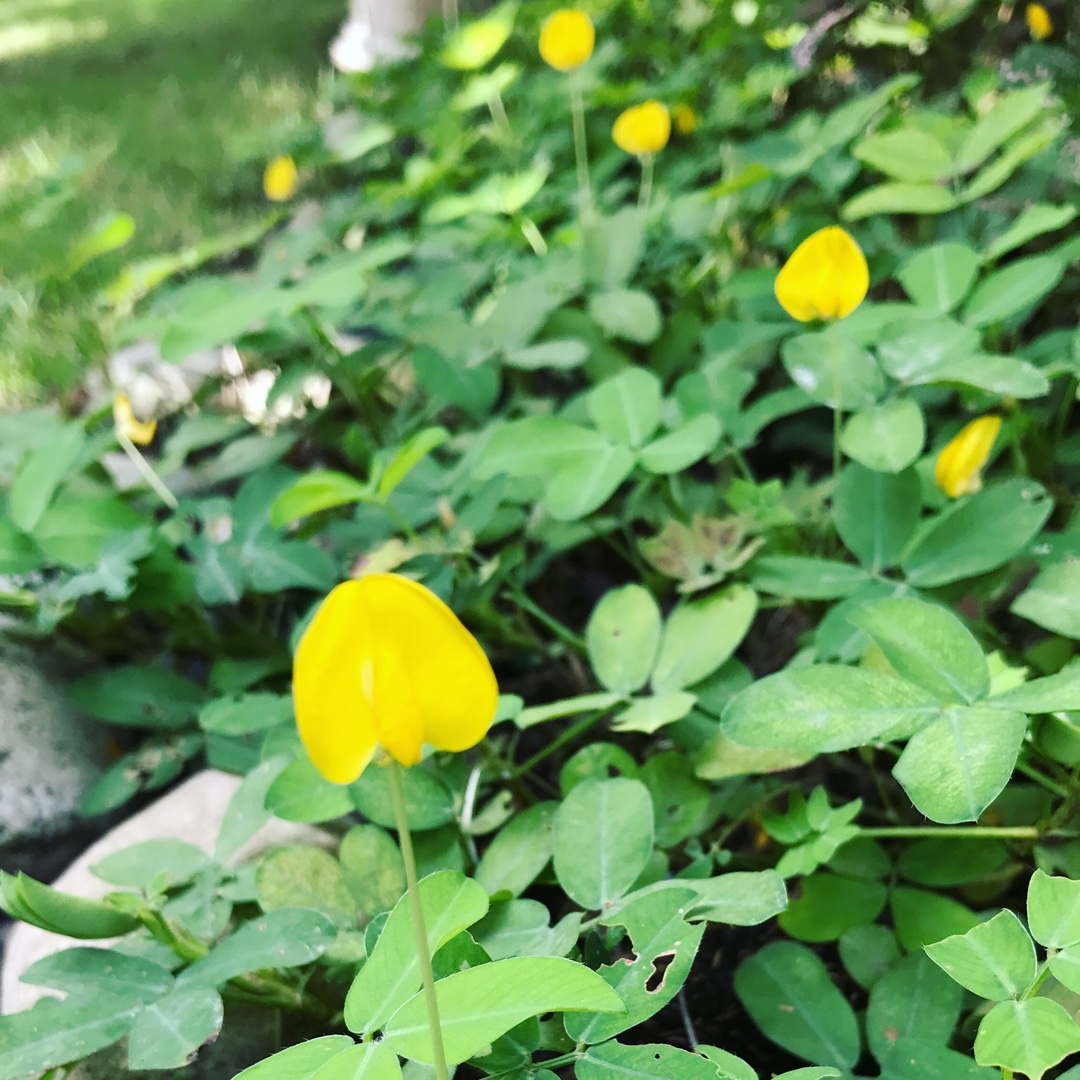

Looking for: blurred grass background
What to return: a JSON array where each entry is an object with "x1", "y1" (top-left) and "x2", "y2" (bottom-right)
[{"x1": 0, "y1": 0, "x2": 343, "y2": 404}]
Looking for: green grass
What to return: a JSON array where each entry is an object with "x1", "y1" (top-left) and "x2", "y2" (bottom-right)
[{"x1": 0, "y1": 0, "x2": 343, "y2": 403}]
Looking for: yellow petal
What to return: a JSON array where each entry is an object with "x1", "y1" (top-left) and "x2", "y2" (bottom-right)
[
  {"x1": 774, "y1": 225, "x2": 869, "y2": 322},
  {"x1": 672, "y1": 103, "x2": 698, "y2": 135},
  {"x1": 538, "y1": 9, "x2": 595, "y2": 72},
  {"x1": 612, "y1": 101, "x2": 671, "y2": 156},
  {"x1": 293, "y1": 575, "x2": 499, "y2": 781},
  {"x1": 935, "y1": 415, "x2": 1002, "y2": 499},
  {"x1": 263, "y1": 155, "x2": 299, "y2": 202},
  {"x1": 112, "y1": 393, "x2": 156, "y2": 446},
  {"x1": 1025, "y1": 3, "x2": 1053, "y2": 39}
]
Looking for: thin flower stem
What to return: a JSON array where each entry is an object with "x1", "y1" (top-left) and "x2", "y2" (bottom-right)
[
  {"x1": 118, "y1": 432, "x2": 178, "y2": 510},
  {"x1": 511, "y1": 710, "x2": 604, "y2": 779},
  {"x1": 388, "y1": 760, "x2": 450, "y2": 1080},
  {"x1": 638, "y1": 154, "x2": 654, "y2": 211},
  {"x1": 443, "y1": 0, "x2": 458, "y2": 29},
  {"x1": 488, "y1": 91, "x2": 511, "y2": 138},
  {"x1": 857, "y1": 825, "x2": 1039, "y2": 840},
  {"x1": 828, "y1": 319, "x2": 844, "y2": 482},
  {"x1": 570, "y1": 83, "x2": 593, "y2": 219}
]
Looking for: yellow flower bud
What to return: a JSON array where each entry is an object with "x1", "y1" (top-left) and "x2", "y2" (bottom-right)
[
  {"x1": 263, "y1": 155, "x2": 299, "y2": 202},
  {"x1": 538, "y1": 9, "x2": 595, "y2": 72},
  {"x1": 293, "y1": 574, "x2": 499, "y2": 783},
  {"x1": 612, "y1": 100, "x2": 671, "y2": 156},
  {"x1": 113, "y1": 393, "x2": 156, "y2": 446},
  {"x1": 774, "y1": 225, "x2": 869, "y2": 322},
  {"x1": 1025, "y1": 3, "x2": 1053, "y2": 39},
  {"x1": 935, "y1": 416, "x2": 1002, "y2": 499},
  {"x1": 672, "y1": 103, "x2": 698, "y2": 135}
]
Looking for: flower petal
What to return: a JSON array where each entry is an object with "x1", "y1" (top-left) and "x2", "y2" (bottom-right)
[
  {"x1": 775, "y1": 226, "x2": 868, "y2": 322},
  {"x1": 935, "y1": 415, "x2": 1002, "y2": 499}
]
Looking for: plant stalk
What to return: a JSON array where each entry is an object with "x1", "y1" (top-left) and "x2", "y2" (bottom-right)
[
  {"x1": 857, "y1": 826, "x2": 1039, "y2": 840},
  {"x1": 570, "y1": 83, "x2": 593, "y2": 220},
  {"x1": 388, "y1": 759, "x2": 450, "y2": 1080},
  {"x1": 638, "y1": 154, "x2": 655, "y2": 211}
]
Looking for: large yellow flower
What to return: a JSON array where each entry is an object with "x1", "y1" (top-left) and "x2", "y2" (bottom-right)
[
  {"x1": 935, "y1": 416, "x2": 1002, "y2": 499},
  {"x1": 539, "y1": 9, "x2": 595, "y2": 71},
  {"x1": 263, "y1": 155, "x2": 299, "y2": 202},
  {"x1": 612, "y1": 101, "x2": 671, "y2": 156},
  {"x1": 293, "y1": 574, "x2": 499, "y2": 783},
  {"x1": 1025, "y1": 3, "x2": 1053, "y2": 39},
  {"x1": 774, "y1": 226, "x2": 869, "y2": 322},
  {"x1": 113, "y1": 393, "x2": 156, "y2": 446}
]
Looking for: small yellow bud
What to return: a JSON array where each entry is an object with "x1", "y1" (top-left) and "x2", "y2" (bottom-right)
[
  {"x1": 774, "y1": 226, "x2": 869, "y2": 322},
  {"x1": 935, "y1": 416, "x2": 1002, "y2": 499},
  {"x1": 538, "y1": 9, "x2": 595, "y2": 72},
  {"x1": 263, "y1": 155, "x2": 299, "y2": 202},
  {"x1": 672, "y1": 103, "x2": 698, "y2": 135},
  {"x1": 612, "y1": 100, "x2": 671, "y2": 156},
  {"x1": 1025, "y1": 3, "x2": 1053, "y2": 39},
  {"x1": 113, "y1": 393, "x2": 156, "y2": 446}
]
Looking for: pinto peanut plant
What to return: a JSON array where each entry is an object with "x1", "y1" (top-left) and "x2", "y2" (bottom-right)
[{"x1": 2, "y1": 1, "x2": 1080, "y2": 1078}]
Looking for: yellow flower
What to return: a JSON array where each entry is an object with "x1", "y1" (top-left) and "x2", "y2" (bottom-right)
[
  {"x1": 263, "y1": 155, "x2": 299, "y2": 202},
  {"x1": 774, "y1": 226, "x2": 869, "y2": 322},
  {"x1": 612, "y1": 101, "x2": 671, "y2": 156},
  {"x1": 538, "y1": 9, "x2": 595, "y2": 71},
  {"x1": 113, "y1": 393, "x2": 156, "y2": 446},
  {"x1": 293, "y1": 574, "x2": 499, "y2": 783},
  {"x1": 672, "y1": 103, "x2": 698, "y2": 135},
  {"x1": 935, "y1": 416, "x2": 1002, "y2": 499},
  {"x1": 1025, "y1": 3, "x2": 1053, "y2": 39}
]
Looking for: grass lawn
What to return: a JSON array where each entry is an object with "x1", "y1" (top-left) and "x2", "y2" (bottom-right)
[{"x1": 0, "y1": 0, "x2": 343, "y2": 403}]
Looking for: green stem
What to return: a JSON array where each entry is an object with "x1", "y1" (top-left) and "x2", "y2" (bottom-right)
[
  {"x1": 570, "y1": 83, "x2": 593, "y2": 220},
  {"x1": 638, "y1": 154, "x2": 654, "y2": 211},
  {"x1": 443, "y1": 0, "x2": 458, "y2": 28},
  {"x1": 857, "y1": 826, "x2": 1039, "y2": 840},
  {"x1": 388, "y1": 760, "x2": 449, "y2": 1080},
  {"x1": 507, "y1": 583, "x2": 587, "y2": 653},
  {"x1": 118, "y1": 433, "x2": 178, "y2": 510},
  {"x1": 827, "y1": 320, "x2": 844, "y2": 482},
  {"x1": 511, "y1": 710, "x2": 605, "y2": 779},
  {"x1": 488, "y1": 92, "x2": 511, "y2": 138},
  {"x1": 1015, "y1": 757, "x2": 1069, "y2": 798}
]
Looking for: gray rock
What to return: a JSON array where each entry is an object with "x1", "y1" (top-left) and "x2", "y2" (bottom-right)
[{"x1": 0, "y1": 643, "x2": 112, "y2": 880}]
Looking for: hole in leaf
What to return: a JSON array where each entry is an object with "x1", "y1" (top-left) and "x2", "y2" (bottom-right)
[{"x1": 645, "y1": 950, "x2": 676, "y2": 993}]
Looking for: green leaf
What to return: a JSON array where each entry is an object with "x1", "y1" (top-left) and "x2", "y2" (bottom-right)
[
  {"x1": 55, "y1": 527, "x2": 154, "y2": 602},
  {"x1": 472, "y1": 418, "x2": 610, "y2": 480},
  {"x1": 0, "y1": 993, "x2": 144, "y2": 1077},
  {"x1": 639, "y1": 751, "x2": 711, "y2": 848},
  {"x1": 544, "y1": 444, "x2": 636, "y2": 521},
  {"x1": 67, "y1": 665, "x2": 207, "y2": 731},
  {"x1": 439, "y1": 3, "x2": 515, "y2": 68},
  {"x1": 924, "y1": 910, "x2": 1037, "y2": 1000},
  {"x1": 954, "y1": 83, "x2": 1053, "y2": 174},
  {"x1": 242, "y1": 537, "x2": 336, "y2": 594},
  {"x1": 587, "y1": 584, "x2": 663, "y2": 695},
  {"x1": 839, "y1": 924, "x2": 901, "y2": 990},
  {"x1": 1049, "y1": 943, "x2": 1080, "y2": 994},
  {"x1": 91, "y1": 840, "x2": 213, "y2": 891},
  {"x1": 553, "y1": 778, "x2": 654, "y2": 910},
  {"x1": 974, "y1": 998, "x2": 1080, "y2": 1080},
  {"x1": 866, "y1": 953, "x2": 964, "y2": 1064},
  {"x1": 778, "y1": 872, "x2": 886, "y2": 942},
  {"x1": 781, "y1": 328, "x2": 884, "y2": 410},
  {"x1": 892, "y1": 707, "x2": 1027, "y2": 823},
  {"x1": 412, "y1": 342, "x2": 499, "y2": 414},
  {"x1": 177, "y1": 907, "x2": 337, "y2": 989},
  {"x1": 839, "y1": 399, "x2": 925, "y2": 473},
  {"x1": 377, "y1": 426, "x2": 449, "y2": 498},
  {"x1": 984, "y1": 203, "x2": 1077, "y2": 262},
  {"x1": 266, "y1": 756, "x2": 354, "y2": 824},
  {"x1": 231, "y1": 1036, "x2": 356, "y2": 1080},
  {"x1": 833, "y1": 464, "x2": 921, "y2": 571},
  {"x1": 588, "y1": 290, "x2": 663, "y2": 344},
  {"x1": 1012, "y1": 561, "x2": 1080, "y2": 639},
  {"x1": 127, "y1": 986, "x2": 224, "y2": 1069},
  {"x1": 876, "y1": 316, "x2": 980, "y2": 384},
  {"x1": 21, "y1": 947, "x2": 173, "y2": 1001},
  {"x1": 854, "y1": 127, "x2": 953, "y2": 182},
  {"x1": 256, "y1": 845, "x2": 355, "y2": 928},
  {"x1": 216, "y1": 755, "x2": 291, "y2": 861},
  {"x1": 587, "y1": 369, "x2": 663, "y2": 448},
  {"x1": 651, "y1": 585, "x2": 758, "y2": 694},
  {"x1": 1027, "y1": 869, "x2": 1080, "y2": 949},
  {"x1": 10, "y1": 422, "x2": 86, "y2": 533},
  {"x1": 849, "y1": 597, "x2": 988, "y2": 703},
  {"x1": 961, "y1": 121, "x2": 1060, "y2": 203},
  {"x1": 734, "y1": 941, "x2": 860, "y2": 1069},
  {"x1": 891, "y1": 887, "x2": 979, "y2": 951},
  {"x1": 567, "y1": 888, "x2": 705, "y2": 1044},
  {"x1": 0, "y1": 518, "x2": 42, "y2": 574},
  {"x1": 199, "y1": 693, "x2": 292, "y2": 735},
  {"x1": 583, "y1": 206, "x2": 648, "y2": 290},
  {"x1": 842, "y1": 182, "x2": 958, "y2": 220},
  {"x1": 694, "y1": 1045, "x2": 758, "y2": 1080},
  {"x1": 381, "y1": 958, "x2": 623, "y2": 1064},
  {"x1": 878, "y1": 1038, "x2": 995, "y2": 1080},
  {"x1": 350, "y1": 763, "x2": 454, "y2": 831},
  {"x1": 339, "y1": 825, "x2": 407, "y2": 918},
  {"x1": 308, "y1": 1042, "x2": 402, "y2": 1080},
  {"x1": 901, "y1": 480, "x2": 1052, "y2": 588},
  {"x1": 923, "y1": 353, "x2": 1049, "y2": 399},
  {"x1": 475, "y1": 802, "x2": 556, "y2": 898},
  {"x1": 989, "y1": 666, "x2": 1080, "y2": 714},
  {"x1": 516, "y1": 692, "x2": 623, "y2": 730},
  {"x1": 66, "y1": 212, "x2": 136, "y2": 275},
  {"x1": 896, "y1": 838, "x2": 1008, "y2": 887},
  {"x1": 506, "y1": 339, "x2": 590, "y2": 370},
  {"x1": 751, "y1": 556, "x2": 872, "y2": 600},
  {"x1": 579, "y1": 1041, "x2": 748, "y2": 1080},
  {"x1": 1, "y1": 872, "x2": 141, "y2": 939},
  {"x1": 896, "y1": 243, "x2": 980, "y2": 313},
  {"x1": 963, "y1": 254, "x2": 1066, "y2": 327},
  {"x1": 611, "y1": 691, "x2": 696, "y2": 734},
  {"x1": 473, "y1": 898, "x2": 571, "y2": 960},
  {"x1": 722, "y1": 666, "x2": 939, "y2": 753},
  {"x1": 638, "y1": 414, "x2": 722, "y2": 474},
  {"x1": 686, "y1": 870, "x2": 788, "y2": 926},
  {"x1": 344, "y1": 870, "x2": 489, "y2": 1035}
]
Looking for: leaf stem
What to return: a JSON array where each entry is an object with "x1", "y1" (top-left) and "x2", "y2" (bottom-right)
[
  {"x1": 388, "y1": 759, "x2": 449, "y2": 1080},
  {"x1": 638, "y1": 154, "x2": 655, "y2": 211},
  {"x1": 511, "y1": 709, "x2": 606, "y2": 779},
  {"x1": 570, "y1": 83, "x2": 593, "y2": 220},
  {"x1": 117, "y1": 432, "x2": 178, "y2": 510},
  {"x1": 857, "y1": 825, "x2": 1039, "y2": 840}
]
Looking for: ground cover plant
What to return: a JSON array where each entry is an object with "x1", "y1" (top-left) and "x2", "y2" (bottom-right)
[{"x1": 3, "y1": 0, "x2": 1080, "y2": 1077}]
